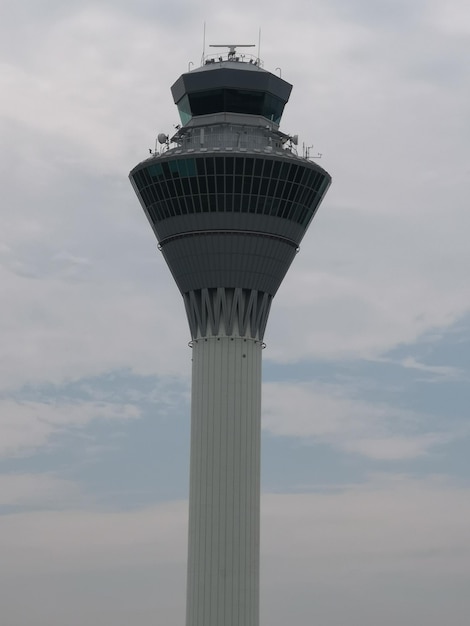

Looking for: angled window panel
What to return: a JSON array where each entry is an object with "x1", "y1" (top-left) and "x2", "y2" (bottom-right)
[
  {"x1": 234, "y1": 176, "x2": 243, "y2": 194},
  {"x1": 287, "y1": 182, "x2": 298, "y2": 202},
  {"x1": 272, "y1": 160, "x2": 282, "y2": 179},
  {"x1": 169, "y1": 160, "x2": 180, "y2": 177},
  {"x1": 259, "y1": 178, "x2": 269, "y2": 196},
  {"x1": 267, "y1": 178, "x2": 278, "y2": 197},
  {"x1": 133, "y1": 170, "x2": 146, "y2": 190},
  {"x1": 235, "y1": 158, "x2": 244, "y2": 175},
  {"x1": 207, "y1": 176, "x2": 216, "y2": 194},
  {"x1": 226, "y1": 157, "x2": 234, "y2": 175},
  {"x1": 215, "y1": 156, "x2": 224, "y2": 175},
  {"x1": 253, "y1": 159, "x2": 263, "y2": 177},
  {"x1": 296, "y1": 186, "x2": 310, "y2": 207},
  {"x1": 298, "y1": 167, "x2": 310, "y2": 186},
  {"x1": 205, "y1": 157, "x2": 215, "y2": 176},
  {"x1": 193, "y1": 194, "x2": 203, "y2": 213},
  {"x1": 189, "y1": 178, "x2": 199, "y2": 195},
  {"x1": 186, "y1": 158, "x2": 197, "y2": 177},
  {"x1": 244, "y1": 158, "x2": 254, "y2": 176},
  {"x1": 217, "y1": 194, "x2": 226, "y2": 212},
  {"x1": 185, "y1": 194, "x2": 196, "y2": 214},
  {"x1": 166, "y1": 178, "x2": 176, "y2": 198},
  {"x1": 160, "y1": 180, "x2": 172, "y2": 201},
  {"x1": 177, "y1": 159, "x2": 188, "y2": 177},
  {"x1": 181, "y1": 178, "x2": 191, "y2": 195},
  {"x1": 198, "y1": 177, "x2": 208, "y2": 194},
  {"x1": 241, "y1": 194, "x2": 251, "y2": 212},
  {"x1": 148, "y1": 162, "x2": 163, "y2": 179},
  {"x1": 281, "y1": 182, "x2": 292, "y2": 200},
  {"x1": 196, "y1": 158, "x2": 206, "y2": 176},
  {"x1": 216, "y1": 176, "x2": 225, "y2": 194},
  {"x1": 200, "y1": 194, "x2": 210, "y2": 213},
  {"x1": 174, "y1": 178, "x2": 183, "y2": 196},
  {"x1": 270, "y1": 197, "x2": 281, "y2": 217},
  {"x1": 280, "y1": 162, "x2": 291, "y2": 181},
  {"x1": 289, "y1": 182, "x2": 303, "y2": 205},
  {"x1": 139, "y1": 187, "x2": 152, "y2": 207},
  {"x1": 242, "y1": 175, "x2": 252, "y2": 195},
  {"x1": 263, "y1": 160, "x2": 273, "y2": 178}
]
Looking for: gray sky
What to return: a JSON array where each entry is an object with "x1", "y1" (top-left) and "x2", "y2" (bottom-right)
[{"x1": 1, "y1": 1, "x2": 469, "y2": 624}]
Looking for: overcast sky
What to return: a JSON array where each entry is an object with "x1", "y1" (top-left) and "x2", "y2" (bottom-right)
[{"x1": 1, "y1": 1, "x2": 469, "y2": 624}]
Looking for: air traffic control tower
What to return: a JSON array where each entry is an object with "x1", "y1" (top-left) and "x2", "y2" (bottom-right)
[{"x1": 130, "y1": 44, "x2": 331, "y2": 626}]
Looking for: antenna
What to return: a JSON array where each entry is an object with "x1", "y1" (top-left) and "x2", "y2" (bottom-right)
[
  {"x1": 258, "y1": 27, "x2": 261, "y2": 64},
  {"x1": 201, "y1": 22, "x2": 206, "y2": 65},
  {"x1": 209, "y1": 44, "x2": 255, "y2": 61}
]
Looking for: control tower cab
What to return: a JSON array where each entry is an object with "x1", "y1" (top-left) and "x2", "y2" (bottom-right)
[
  {"x1": 172, "y1": 44, "x2": 291, "y2": 126},
  {"x1": 130, "y1": 45, "x2": 331, "y2": 340}
]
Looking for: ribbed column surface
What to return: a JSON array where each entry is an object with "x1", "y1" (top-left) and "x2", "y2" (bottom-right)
[{"x1": 186, "y1": 335, "x2": 262, "y2": 626}]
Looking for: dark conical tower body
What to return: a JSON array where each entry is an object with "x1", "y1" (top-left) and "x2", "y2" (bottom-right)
[{"x1": 130, "y1": 46, "x2": 331, "y2": 626}]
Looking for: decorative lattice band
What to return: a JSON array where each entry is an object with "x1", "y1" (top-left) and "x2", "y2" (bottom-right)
[{"x1": 183, "y1": 287, "x2": 273, "y2": 340}]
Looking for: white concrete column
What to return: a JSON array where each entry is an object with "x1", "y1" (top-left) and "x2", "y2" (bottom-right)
[{"x1": 186, "y1": 334, "x2": 262, "y2": 626}]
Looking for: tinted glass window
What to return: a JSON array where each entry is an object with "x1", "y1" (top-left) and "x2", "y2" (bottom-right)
[
  {"x1": 148, "y1": 163, "x2": 163, "y2": 179},
  {"x1": 253, "y1": 159, "x2": 263, "y2": 176},
  {"x1": 235, "y1": 158, "x2": 244, "y2": 175},
  {"x1": 205, "y1": 158, "x2": 215, "y2": 175},
  {"x1": 187, "y1": 89, "x2": 285, "y2": 122},
  {"x1": 132, "y1": 159, "x2": 326, "y2": 228},
  {"x1": 263, "y1": 160, "x2": 273, "y2": 178},
  {"x1": 189, "y1": 90, "x2": 224, "y2": 116},
  {"x1": 215, "y1": 157, "x2": 224, "y2": 175},
  {"x1": 177, "y1": 94, "x2": 192, "y2": 125},
  {"x1": 226, "y1": 157, "x2": 234, "y2": 174},
  {"x1": 263, "y1": 93, "x2": 285, "y2": 125},
  {"x1": 196, "y1": 159, "x2": 205, "y2": 176}
]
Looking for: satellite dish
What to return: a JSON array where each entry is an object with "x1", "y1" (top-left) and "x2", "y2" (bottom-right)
[
  {"x1": 291, "y1": 135, "x2": 298, "y2": 145},
  {"x1": 157, "y1": 133, "x2": 169, "y2": 144}
]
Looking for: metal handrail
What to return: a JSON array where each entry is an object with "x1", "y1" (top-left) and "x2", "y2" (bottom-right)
[{"x1": 201, "y1": 52, "x2": 263, "y2": 67}]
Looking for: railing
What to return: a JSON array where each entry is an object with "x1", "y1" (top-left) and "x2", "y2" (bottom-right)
[
  {"x1": 201, "y1": 52, "x2": 263, "y2": 67},
  {"x1": 155, "y1": 124, "x2": 298, "y2": 156},
  {"x1": 151, "y1": 124, "x2": 323, "y2": 161}
]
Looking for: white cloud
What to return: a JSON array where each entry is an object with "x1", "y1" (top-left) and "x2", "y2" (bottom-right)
[
  {"x1": 0, "y1": 399, "x2": 139, "y2": 458},
  {"x1": 262, "y1": 381, "x2": 452, "y2": 460},
  {"x1": 341, "y1": 433, "x2": 451, "y2": 460},
  {"x1": 399, "y1": 356, "x2": 464, "y2": 380},
  {"x1": 0, "y1": 256, "x2": 190, "y2": 390}
]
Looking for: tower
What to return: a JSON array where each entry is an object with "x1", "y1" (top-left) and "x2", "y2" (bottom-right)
[{"x1": 129, "y1": 44, "x2": 331, "y2": 626}]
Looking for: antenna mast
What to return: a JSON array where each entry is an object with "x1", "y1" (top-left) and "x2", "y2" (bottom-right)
[{"x1": 201, "y1": 22, "x2": 206, "y2": 66}]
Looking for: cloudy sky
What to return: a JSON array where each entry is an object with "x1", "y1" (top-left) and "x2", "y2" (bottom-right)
[{"x1": 1, "y1": 0, "x2": 469, "y2": 624}]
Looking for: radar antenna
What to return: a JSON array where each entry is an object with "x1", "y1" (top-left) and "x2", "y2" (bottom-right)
[{"x1": 210, "y1": 43, "x2": 255, "y2": 60}]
